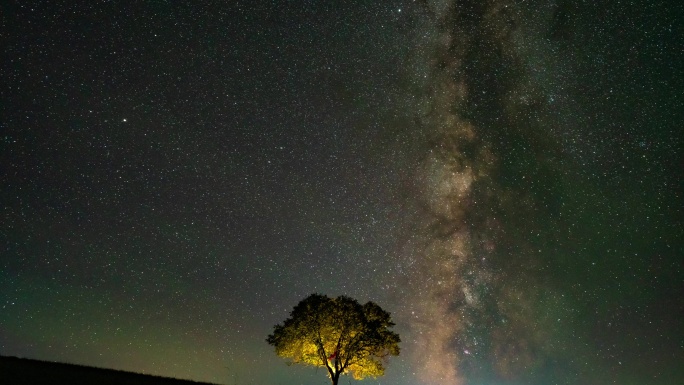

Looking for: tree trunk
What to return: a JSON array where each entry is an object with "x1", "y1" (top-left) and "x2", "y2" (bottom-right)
[{"x1": 331, "y1": 372, "x2": 340, "y2": 385}]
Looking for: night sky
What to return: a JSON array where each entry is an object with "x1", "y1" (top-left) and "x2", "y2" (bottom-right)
[{"x1": 2, "y1": 1, "x2": 682, "y2": 385}]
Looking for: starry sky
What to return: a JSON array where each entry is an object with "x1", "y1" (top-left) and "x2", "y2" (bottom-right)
[{"x1": 1, "y1": 1, "x2": 682, "y2": 385}]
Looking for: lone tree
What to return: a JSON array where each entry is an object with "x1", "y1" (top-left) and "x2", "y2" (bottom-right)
[{"x1": 267, "y1": 293, "x2": 400, "y2": 385}]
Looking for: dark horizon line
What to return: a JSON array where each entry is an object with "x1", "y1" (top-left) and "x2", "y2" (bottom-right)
[{"x1": 0, "y1": 355, "x2": 220, "y2": 385}]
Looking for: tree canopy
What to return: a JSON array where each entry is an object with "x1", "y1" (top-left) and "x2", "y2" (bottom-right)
[{"x1": 266, "y1": 294, "x2": 400, "y2": 385}]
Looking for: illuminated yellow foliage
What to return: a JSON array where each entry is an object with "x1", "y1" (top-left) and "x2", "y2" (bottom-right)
[{"x1": 267, "y1": 294, "x2": 400, "y2": 384}]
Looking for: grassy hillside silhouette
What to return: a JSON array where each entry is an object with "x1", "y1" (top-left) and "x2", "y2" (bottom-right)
[{"x1": 0, "y1": 356, "x2": 219, "y2": 385}]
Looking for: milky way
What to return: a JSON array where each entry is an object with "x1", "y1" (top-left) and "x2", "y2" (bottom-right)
[
  {"x1": 395, "y1": 1, "x2": 682, "y2": 384},
  {"x1": 400, "y1": 1, "x2": 528, "y2": 383}
]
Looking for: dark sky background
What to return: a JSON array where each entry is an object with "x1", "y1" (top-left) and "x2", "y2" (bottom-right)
[{"x1": 1, "y1": 1, "x2": 682, "y2": 385}]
